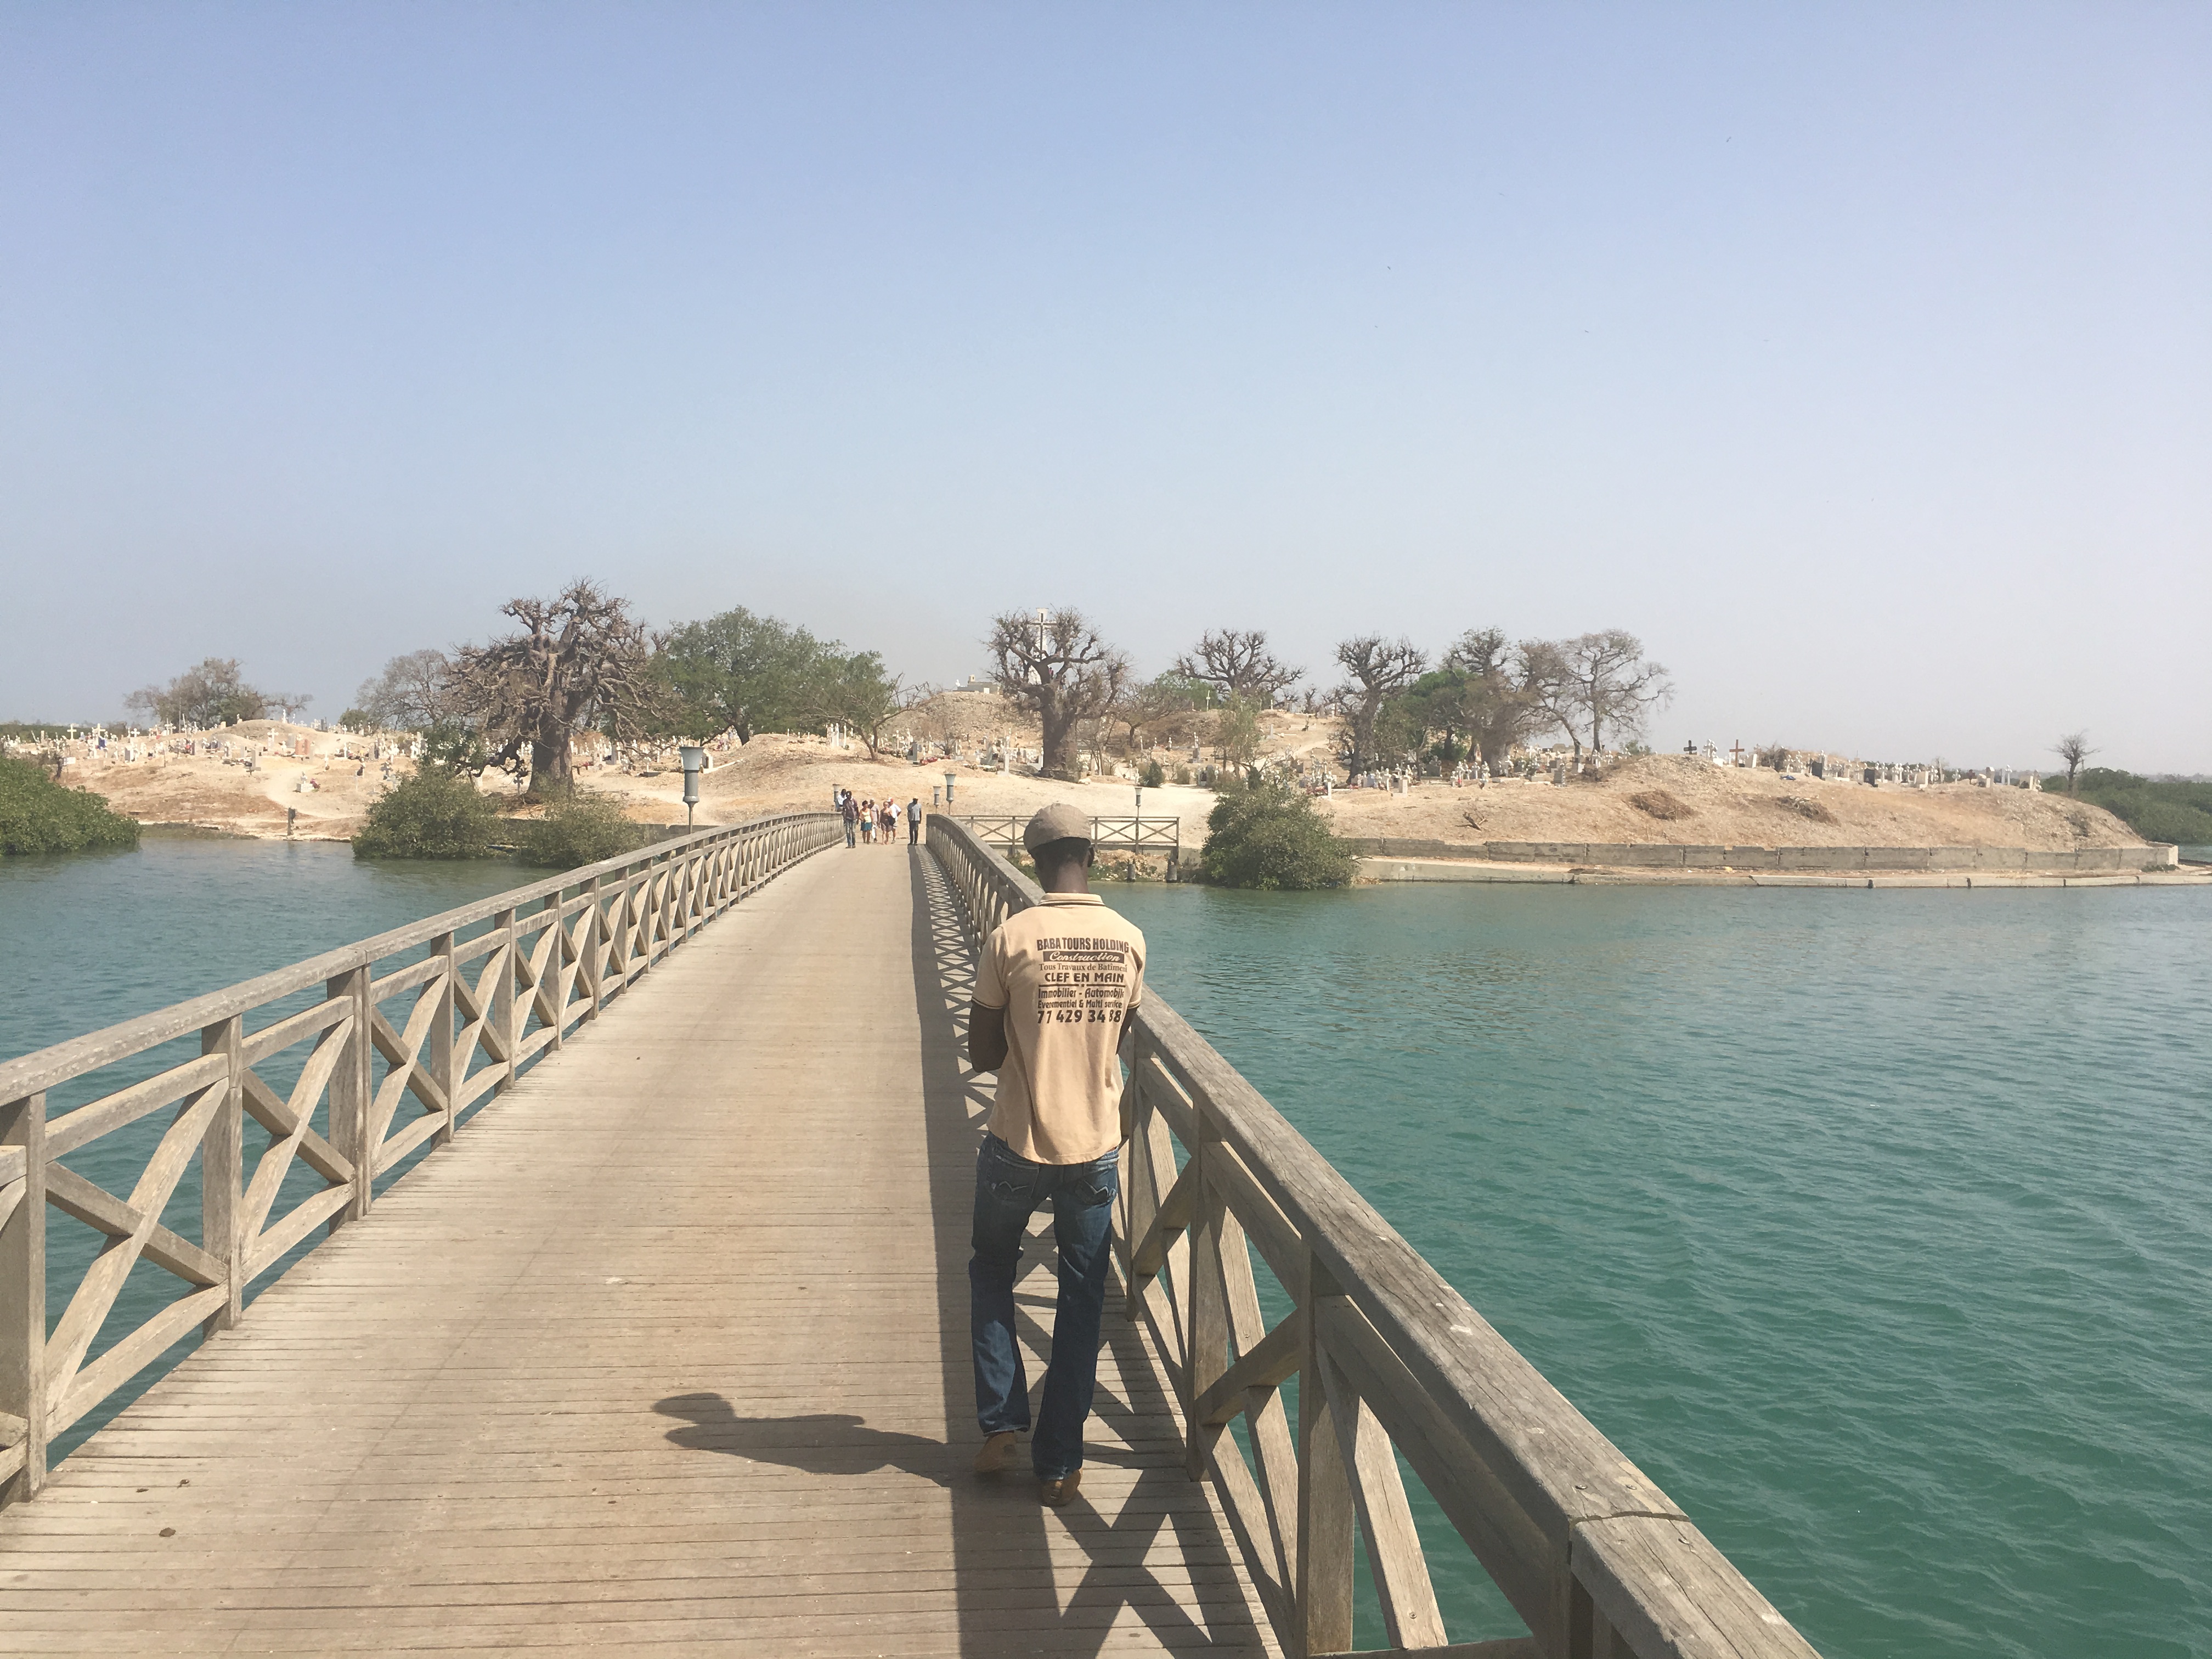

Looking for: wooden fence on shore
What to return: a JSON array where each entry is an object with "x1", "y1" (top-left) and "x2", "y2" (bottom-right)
[
  {"x1": 929, "y1": 812, "x2": 1824, "y2": 1659},
  {"x1": 0, "y1": 812, "x2": 842, "y2": 1505}
]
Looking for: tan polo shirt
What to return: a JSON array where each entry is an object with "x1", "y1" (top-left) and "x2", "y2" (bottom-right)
[{"x1": 973, "y1": 893, "x2": 1147, "y2": 1165}]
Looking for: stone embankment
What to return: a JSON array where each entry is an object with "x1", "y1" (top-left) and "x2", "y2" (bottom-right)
[
  {"x1": 1356, "y1": 840, "x2": 2204, "y2": 888},
  {"x1": 1345, "y1": 838, "x2": 2180, "y2": 873}
]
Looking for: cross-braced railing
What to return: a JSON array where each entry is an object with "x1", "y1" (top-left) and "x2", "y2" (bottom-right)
[
  {"x1": 0, "y1": 812, "x2": 840, "y2": 1505},
  {"x1": 927, "y1": 815, "x2": 1821, "y2": 1659}
]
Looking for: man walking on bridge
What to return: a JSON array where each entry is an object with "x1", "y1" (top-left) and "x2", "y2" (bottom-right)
[{"x1": 966, "y1": 804, "x2": 1146, "y2": 1507}]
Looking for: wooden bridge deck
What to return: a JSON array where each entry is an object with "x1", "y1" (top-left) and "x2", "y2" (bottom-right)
[{"x1": 0, "y1": 847, "x2": 1272, "y2": 1656}]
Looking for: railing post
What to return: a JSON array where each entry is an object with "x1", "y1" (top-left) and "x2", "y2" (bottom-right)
[
  {"x1": 200, "y1": 1016, "x2": 244, "y2": 1334},
  {"x1": 327, "y1": 968, "x2": 372, "y2": 1228},
  {"x1": 1295, "y1": 1252, "x2": 1355, "y2": 1658},
  {"x1": 431, "y1": 932, "x2": 456, "y2": 1144},
  {"x1": 0, "y1": 1091, "x2": 47, "y2": 1508},
  {"x1": 585, "y1": 879, "x2": 606, "y2": 1021},
  {"x1": 1186, "y1": 1141, "x2": 1229, "y2": 1480},
  {"x1": 545, "y1": 893, "x2": 566, "y2": 1050},
  {"x1": 497, "y1": 907, "x2": 519, "y2": 1094}
]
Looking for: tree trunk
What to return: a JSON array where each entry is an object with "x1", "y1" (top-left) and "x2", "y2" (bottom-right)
[
  {"x1": 1040, "y1": 690, "x2": 1079, "y2": 780},
  {"x1": 528, "y1": 728, "x2": 573, "y2": 797}
]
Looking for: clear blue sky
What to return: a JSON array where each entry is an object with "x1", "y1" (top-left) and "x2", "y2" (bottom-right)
[{"x1": 4, "y1": 3, "x2": 2207, "y2": 770}]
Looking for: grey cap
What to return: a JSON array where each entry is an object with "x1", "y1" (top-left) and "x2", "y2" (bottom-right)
[{"x1": 1022, "y1": 803, "x2": 1091, "y2": 852}]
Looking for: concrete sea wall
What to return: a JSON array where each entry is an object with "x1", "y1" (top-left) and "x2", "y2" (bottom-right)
[{"x1": 1339, "y1": 838, "x2": 2179, "y2": 872}]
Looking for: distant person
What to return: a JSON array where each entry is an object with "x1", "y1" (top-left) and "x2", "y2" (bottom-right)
[
  {"x1": 907, "y1": 797, "x2": 922, "y2": 844},
  {"x1": 840, "y1": 791, "x2": 860, "y2": 848},
  {"x1": 885, "y1": 798, "x2": 902, "y2": 844},
  {"x1": 966, "y1": 804, "x2": 1147, "y2": 1508}
]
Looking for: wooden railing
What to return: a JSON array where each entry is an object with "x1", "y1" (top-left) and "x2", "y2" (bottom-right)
[
  {"x1": 0, "y1": 811, "x2": 841, "y2": 1506},
  {"x1": 927, "y1": 815, "x2": 1821, "y2": 1659}
]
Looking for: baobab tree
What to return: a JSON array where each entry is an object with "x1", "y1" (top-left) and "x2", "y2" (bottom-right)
[
  {"x1": 448, "y1": 580, "x2": 664, "y2": 797},
  {"x1": 2052, "y1": 730, "x2": 2096, "y2": 794},
  {"x1": 985, "y1": 608, "x2": 1130, "y2": 780},
  {"x1": 1332, "y1": 635, "x2": 1426, "y2": 774},
  {"x1": 1173, "y1": 629, "x2": 1302, "y2": 706}
]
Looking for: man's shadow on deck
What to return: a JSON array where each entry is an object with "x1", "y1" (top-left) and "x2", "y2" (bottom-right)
[{"x1": 654, "y1": 1392, "x2": 957, "y2": 1487}]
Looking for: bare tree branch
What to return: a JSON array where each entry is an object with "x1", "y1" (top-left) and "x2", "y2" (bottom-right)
[
  {"x1": 1173, "y1": 629, "x2": 1302, "y2": 705},
  {"x1": 448, "y1": 579, "x2": 665, "y2": 796},
  {"x1": 1332, "y1": 635, "x2": 1426, "y2": 774},
  {"x1": 986, "y1": 608, "x2": 1130, "y2": 780}
]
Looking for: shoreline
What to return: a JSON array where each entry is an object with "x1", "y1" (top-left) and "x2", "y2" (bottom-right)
[{"x1": 1357, "y1": 855, "x2": 2211, "y2": 889}]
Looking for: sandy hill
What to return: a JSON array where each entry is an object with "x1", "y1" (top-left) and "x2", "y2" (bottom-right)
[
  {"x1": 58, "y1": 723, "x2": 2145, "y2": 856},
  {"x1": 1320, "y1": 753, "x2": 2142, "y2": 852}
]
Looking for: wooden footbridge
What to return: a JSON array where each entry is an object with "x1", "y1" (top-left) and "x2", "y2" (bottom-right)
[{"x1": 0, "y1": 814, "x2": 1822, "y2": 1658}]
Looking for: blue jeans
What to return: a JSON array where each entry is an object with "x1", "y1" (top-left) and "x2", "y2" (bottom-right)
[{"x1": 969, "y1": 1133, "x2": 1119, "y2": 1479}]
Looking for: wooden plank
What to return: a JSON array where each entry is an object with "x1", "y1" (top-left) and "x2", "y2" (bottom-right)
[
  {"x1": 1130, "y1": 1148, "x2": 1202, "y2": 1283},
  {"x1": 1319, "y1": 1349, "x2": 1448, "y2": 1649},
  {"x1": 42, "y1": 1054, "x2": 228, "y2": 1160},
  {"x1": 1572, "y1": 1515, "x2": 1820, "y2": 1659},
  {"x1": 1314, "y1": 1294, "x2": 1556, "y2": 1646},
  {"x1": 47, "y1": 1286, "x2": 228, "y2": 1440},
  {"x1": 42, "y1": 1166, "x2": 222, "y2": 1288},
  {"x1": 0, "y1": 1092, "x2": 44, "y2": 1505},
  {"x1": 199, "y1": 1016, "x2": 242, "y2": 1334},
  {"x1": 244, "y1": 1184, "x2": 366, "y2": 1282},
  {"x1": 238, "y1": 995, "x2": 353, "y2": 1069},
  {"x1": 237, "y1": 1069, "x2": 352, "y2": 1188},
  {"x1": 1297, "y1": 1272, "x2": 1357, "y2": 1657},
  {"x1": 1191, "y1": 1307, "x2": 1305, "y2": 1427},
  {"x1": 42, "y1": 1082, "x2": 223, "y2": 1399}
]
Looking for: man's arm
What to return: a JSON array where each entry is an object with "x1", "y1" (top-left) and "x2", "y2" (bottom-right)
[{"x1": 968, "y1": 1001, "x2": 1009, "y2": 1072}]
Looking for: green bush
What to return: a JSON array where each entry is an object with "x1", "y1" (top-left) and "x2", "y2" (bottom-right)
[
  {"x1": 0, "y1": 755, "x2": 141, "y2": 855},
  {"x1": 2047, "y1": 769, "x2": 2212, "y2": 846},
  {"x1": 1139, "y1": 758, "x2": 1167, "y2": 789},
  {"x1": 1198, "y1": 776, "x2": 1354, "y2": 890},
  {"x1": 520, "y1": 790, "x2": 647, "y2": 869},
  {"x1": 353, "y1": 767, "x2": 501, "y2": 860}
]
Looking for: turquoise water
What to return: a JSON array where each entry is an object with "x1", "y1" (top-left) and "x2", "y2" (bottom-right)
[
  {"x1": 1096, "y1": 881, "x2": 2212, "y2": 1659},
  {"x1": 0, "y1": 839, "x2": 534, "y2": 1454}
]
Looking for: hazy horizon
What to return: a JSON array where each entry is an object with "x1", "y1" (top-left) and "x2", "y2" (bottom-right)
[{"x1": 4, "y1": 5, "x2": 2206, "y2": 771}]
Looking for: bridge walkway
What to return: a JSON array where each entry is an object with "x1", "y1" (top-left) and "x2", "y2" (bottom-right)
[{"x1": 0, "y1": 844, "x2": 1271, "y2": 1656}]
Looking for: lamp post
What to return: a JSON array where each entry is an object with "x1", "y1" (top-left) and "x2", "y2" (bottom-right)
[
  {"x1": 679, "y1": 745, "x2": 706, "y2": 828},
  {"x1": 944, "y1": 770, "x2": 957, "y2": 809}
]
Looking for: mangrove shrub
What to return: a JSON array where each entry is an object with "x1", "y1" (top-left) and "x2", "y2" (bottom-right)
[
  {"x1": 2050, "y1": 768, "x2": 2212, "y2": 846},
  {"x1": 521, "y1": 791, "x2": 648, "y2": 869},
  {"x1": 0, "y1": 756, "x2": 142, "y2": 855},
  {"x1": 353, "y1": 767, "x2": 501, "y2": 860},
  {"x1": 1198, "y1": 776, "x2": 1354, "y2": 890}
]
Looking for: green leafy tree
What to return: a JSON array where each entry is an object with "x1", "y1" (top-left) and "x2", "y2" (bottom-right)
[
  {"x1": 520, "y1": 791, "x2": 648, "y2": 868},
  {"x1": 123, "y1": 658, "x2": 272, "y2": 728},
  {"x1": 818, "y1": 651, "x2": 905, "y2": 757},
  {"x1": 0, "y1": 757, "x2": 141, "y2": 855},
  {"x1": 1216, "y1": 694, "x2": 1264, "y2": 769},
  {"x1": 352, "y1": 766, "x2": 501, "y2": 860},
  {"x1": 1198, "y1": 776, "x2": 1355, "y2": 889},
  {"x1": 658, "y1": 607, "x2": 843, "y2": 742}
]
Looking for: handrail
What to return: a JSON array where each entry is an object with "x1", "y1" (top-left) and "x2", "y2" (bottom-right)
[
  {"x1": 1, "y1": 811, "x2": 842, "y2": 1506},
  {"x1": 926, "y1": 813, "x2": 1821, "y2": 1659}
]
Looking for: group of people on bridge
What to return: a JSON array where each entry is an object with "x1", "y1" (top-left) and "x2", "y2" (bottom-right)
[{"x1": 834, "y1": 786, "x2": 922, "y2": 847}]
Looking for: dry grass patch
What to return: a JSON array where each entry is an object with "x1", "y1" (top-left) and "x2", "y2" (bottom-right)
[
  {"x1": 1628, "y1": 789, "x2": 1696, "y2": 821},
  {"x1": 1776, "y1": 794, "x2": 1839, "y2": 825}
]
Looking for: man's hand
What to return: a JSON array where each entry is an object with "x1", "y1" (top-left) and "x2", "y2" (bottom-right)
[{"x1": 968, "y1": 1000, "x2": 1009, "y2": 1073}]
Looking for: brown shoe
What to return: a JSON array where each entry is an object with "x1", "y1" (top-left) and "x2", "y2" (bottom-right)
[
  {"x1": 1040, "y1": 1470, "x2": 1082, "y2": 1508},
  {"x1": 973, "y1": 1431, "x2": 1020, "y2": 1476}
]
